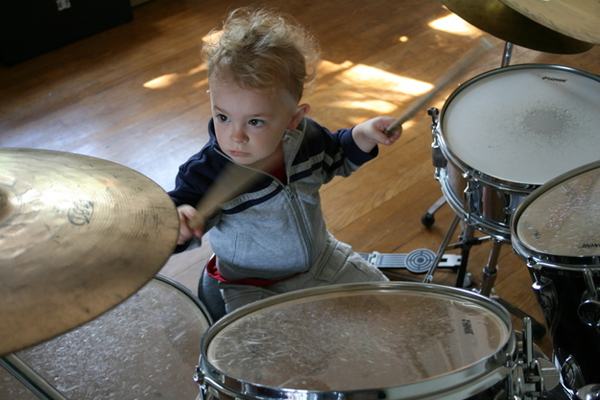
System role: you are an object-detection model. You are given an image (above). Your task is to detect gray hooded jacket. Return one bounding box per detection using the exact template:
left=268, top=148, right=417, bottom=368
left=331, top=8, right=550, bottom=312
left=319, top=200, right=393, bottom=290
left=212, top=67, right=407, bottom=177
left=169, top=117, right=378, bottom=282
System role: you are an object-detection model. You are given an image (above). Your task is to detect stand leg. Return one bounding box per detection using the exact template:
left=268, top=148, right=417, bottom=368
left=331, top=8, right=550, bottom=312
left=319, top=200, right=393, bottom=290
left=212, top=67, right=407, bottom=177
left=421, top=196, right=446, bottom=227
left=0, top=354, right=68, bottom=400
left=423, top=215, right=460, bottom=284
left=454, top=225, right=475, bottom=288
left=501, top=41, right=513, bottom=67
left=480, top=238, right=503, bottom=297
left=476, top=238, right=547, bottom=339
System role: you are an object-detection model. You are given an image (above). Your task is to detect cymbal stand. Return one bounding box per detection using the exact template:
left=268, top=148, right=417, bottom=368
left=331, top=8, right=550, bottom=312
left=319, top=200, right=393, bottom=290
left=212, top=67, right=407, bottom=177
left=0, top=354, right=68, bottom=400
left=423, top=42, right=546, bottom=338
left=501, top=41, right=514, bottom=67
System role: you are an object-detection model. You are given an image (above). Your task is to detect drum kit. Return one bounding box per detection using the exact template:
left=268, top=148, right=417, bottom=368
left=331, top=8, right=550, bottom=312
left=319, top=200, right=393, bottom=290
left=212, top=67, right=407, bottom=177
left=1, top=1, right=600, bottom=400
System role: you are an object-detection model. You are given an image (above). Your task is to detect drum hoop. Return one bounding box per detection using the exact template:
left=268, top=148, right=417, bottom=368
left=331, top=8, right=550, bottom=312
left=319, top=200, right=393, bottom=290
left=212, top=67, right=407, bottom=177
left=200, top=364, right=514, bottom=400
left=154, top=274, right=214, bottom=325
left=437, top=64, right=600, bottom=191
left=511, top=160, right=600, bottom=269
left=200, top=282, right=515, bottom=399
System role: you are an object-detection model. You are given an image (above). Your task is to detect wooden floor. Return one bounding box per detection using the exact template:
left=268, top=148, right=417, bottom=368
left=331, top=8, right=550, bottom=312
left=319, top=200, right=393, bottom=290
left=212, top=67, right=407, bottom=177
left=2, top=0, right=600, bottom=360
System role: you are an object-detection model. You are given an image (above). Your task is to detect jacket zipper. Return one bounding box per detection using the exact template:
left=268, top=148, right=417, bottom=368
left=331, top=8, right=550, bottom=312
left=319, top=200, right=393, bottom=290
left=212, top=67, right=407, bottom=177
left=216, top=148, right=314, bottom=268
left=282, top=184, right=314, bottom=269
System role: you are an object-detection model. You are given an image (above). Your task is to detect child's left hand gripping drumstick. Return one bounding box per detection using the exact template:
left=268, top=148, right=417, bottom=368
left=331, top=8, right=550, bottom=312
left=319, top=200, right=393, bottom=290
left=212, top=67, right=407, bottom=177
left=177, top=163, right=266, bottom=245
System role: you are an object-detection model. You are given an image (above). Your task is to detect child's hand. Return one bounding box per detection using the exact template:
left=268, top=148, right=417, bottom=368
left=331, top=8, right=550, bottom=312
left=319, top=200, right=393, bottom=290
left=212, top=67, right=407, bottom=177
left=177, top=204, right=204, bottom=245
left=352, top=116, right=402, bottom=153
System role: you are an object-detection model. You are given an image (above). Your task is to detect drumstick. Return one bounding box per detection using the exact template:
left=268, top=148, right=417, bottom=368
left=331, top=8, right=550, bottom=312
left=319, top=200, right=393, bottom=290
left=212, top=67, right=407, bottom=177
left=384, top=38, right=494, bottom=137
left=187, top=160, right=271, bottom=229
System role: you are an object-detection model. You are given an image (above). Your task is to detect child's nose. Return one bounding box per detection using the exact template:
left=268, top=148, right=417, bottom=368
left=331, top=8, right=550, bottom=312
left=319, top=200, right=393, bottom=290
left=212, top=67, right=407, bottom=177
left=230, top=127, right=248, bottom=144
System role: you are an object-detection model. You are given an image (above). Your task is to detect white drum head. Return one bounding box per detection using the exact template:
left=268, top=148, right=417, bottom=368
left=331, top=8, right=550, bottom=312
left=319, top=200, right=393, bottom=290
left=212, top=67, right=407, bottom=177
left=442, top=65, right=600, bottom=185
left=515, top=161, right=600, bottom=258
left=206, top=285, right=510, bottom=391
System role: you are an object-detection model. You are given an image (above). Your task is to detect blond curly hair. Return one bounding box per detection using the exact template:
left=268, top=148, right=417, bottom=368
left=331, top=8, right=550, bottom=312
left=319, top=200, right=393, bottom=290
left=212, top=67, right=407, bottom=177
left=202, top=6, right=321, bottom=103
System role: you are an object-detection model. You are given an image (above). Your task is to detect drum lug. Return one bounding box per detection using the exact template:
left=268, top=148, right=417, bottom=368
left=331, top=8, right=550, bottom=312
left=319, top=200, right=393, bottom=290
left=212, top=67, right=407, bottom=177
left=464, top=177, right=480, bottom=217
left=194, top=364, right=207, bottom=400
left=529, top=266, right=558, bottom=311
left=578, top=269, right=600, bottom=329
left=431, top=140, right=447, bottom=169
left=194, top=364, right=204, bottom=384
left=575, top=384, right=600, bottom=400
left=561, top=355, right=586, bottom=395
left=428, top=107, right=447, bottom=172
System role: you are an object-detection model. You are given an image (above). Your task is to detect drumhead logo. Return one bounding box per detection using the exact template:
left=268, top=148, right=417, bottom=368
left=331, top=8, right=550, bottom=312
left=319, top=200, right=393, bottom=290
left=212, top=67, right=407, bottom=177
left=462, top=319, right=474, bottom=335
left=581, top=243, right=600, bottom=248
left=542, top=76, right=567, bottom=83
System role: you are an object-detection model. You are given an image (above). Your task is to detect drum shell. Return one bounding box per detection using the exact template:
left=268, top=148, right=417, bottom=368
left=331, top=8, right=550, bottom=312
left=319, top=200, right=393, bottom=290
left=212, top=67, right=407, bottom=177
left=526, top=263, right=600, bottom=391
left=197, top=282, right=521, bottom=400
left=438, top=155, right=531, bottom=239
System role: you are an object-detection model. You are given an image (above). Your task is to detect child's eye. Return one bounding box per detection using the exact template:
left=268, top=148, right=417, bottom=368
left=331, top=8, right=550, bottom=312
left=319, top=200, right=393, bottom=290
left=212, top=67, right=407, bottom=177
left=249, top=119, right=264, bottom=127
left=217, top=114, right=230, bottom=123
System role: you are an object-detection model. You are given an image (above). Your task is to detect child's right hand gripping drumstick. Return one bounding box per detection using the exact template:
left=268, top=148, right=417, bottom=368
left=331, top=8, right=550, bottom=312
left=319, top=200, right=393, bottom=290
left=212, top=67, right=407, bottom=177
left=385, top=38, right=494, bottom=137
left=187, top=159, right=275, bottom=230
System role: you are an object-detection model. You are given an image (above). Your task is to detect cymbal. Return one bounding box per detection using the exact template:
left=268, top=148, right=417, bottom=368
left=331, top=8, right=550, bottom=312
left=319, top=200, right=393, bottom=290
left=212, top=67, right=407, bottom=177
left=0, top=148, right=179, bottom=356
left=441, top=0, right=594, bottom=54
left=500, top=0, right=600, bottom=45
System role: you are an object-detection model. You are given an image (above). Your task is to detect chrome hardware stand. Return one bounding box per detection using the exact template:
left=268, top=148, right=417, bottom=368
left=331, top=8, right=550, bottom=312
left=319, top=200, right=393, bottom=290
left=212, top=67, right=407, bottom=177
left=423, top=215, right=480, bottom=288
left=1, top=354, right=68, bottom=400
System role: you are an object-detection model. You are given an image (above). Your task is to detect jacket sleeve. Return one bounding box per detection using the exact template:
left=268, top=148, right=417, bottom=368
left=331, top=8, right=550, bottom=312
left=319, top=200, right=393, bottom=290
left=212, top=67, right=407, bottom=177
left=168, top=147, right=224, bottom=253
left=311, top=120, right=378, bottom=183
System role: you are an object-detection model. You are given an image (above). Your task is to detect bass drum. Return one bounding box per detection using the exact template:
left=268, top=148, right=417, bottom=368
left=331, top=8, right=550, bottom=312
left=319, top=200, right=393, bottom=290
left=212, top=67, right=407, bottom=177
left=512, top=160, right=600, bottom=397
left=196, top=282, right=559, bottom=400
left=0, top=275, right=212, bottom=399
left=433, top=64, right=600, bottom=240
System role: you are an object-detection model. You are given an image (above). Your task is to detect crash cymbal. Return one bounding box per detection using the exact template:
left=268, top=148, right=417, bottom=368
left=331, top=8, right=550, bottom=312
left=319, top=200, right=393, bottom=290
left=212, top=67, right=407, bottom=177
left=441, top=0, right=594, bottom=54
left=500, top=0, right=600, bottom=45
left=0, top=148, right=179, bottom=356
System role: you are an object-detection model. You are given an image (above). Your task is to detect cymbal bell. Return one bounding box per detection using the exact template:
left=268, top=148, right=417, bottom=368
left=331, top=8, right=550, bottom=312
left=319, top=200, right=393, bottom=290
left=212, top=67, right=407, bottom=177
left=441, top=0, right=594, bottom=54
left=500, top=0, right=600, bottom=45
left=0, top=148, right=179, bottom=356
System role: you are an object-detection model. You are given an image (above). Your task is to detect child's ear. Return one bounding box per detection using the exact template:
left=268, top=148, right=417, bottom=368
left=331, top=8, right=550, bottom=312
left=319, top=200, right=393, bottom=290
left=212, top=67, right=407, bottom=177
left=288, top=103, right=310, bottom=130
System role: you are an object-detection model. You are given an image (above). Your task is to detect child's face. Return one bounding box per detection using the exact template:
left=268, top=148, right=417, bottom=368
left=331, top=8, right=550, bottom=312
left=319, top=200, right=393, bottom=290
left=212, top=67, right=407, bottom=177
left=209, top=78, right=307, bottom=168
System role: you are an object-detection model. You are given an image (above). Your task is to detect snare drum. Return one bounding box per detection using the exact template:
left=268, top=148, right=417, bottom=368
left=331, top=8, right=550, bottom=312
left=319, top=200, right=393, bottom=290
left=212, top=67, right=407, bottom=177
left=196, top=282, right=558, bottom=400
left=511, top=160, right=600, bottom=395
left=0, top=275, right=211, bottom=399
left=431, top=64, right=600, bottom=240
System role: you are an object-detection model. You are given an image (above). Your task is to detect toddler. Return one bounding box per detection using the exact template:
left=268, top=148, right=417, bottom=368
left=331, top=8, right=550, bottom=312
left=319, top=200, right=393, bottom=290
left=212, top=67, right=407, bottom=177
left=169, top=6, right=402, bottom=313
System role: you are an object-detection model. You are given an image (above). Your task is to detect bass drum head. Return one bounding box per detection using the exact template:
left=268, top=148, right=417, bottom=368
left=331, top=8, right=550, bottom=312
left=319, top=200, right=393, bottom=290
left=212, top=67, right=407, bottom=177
left=0, top=275, right=211, bottom=399
left=202, top=282, right=515, bottom=399
left=441, top=65, right=600, bottom=186
left=512, top=160, right=600, bottom=267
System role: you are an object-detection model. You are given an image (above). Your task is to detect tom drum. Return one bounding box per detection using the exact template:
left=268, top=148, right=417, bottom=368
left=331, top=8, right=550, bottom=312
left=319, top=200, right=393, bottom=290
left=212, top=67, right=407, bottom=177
left=431, top=64, right=600, bottom=240
left=512, top=160, right=600, bottom=397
